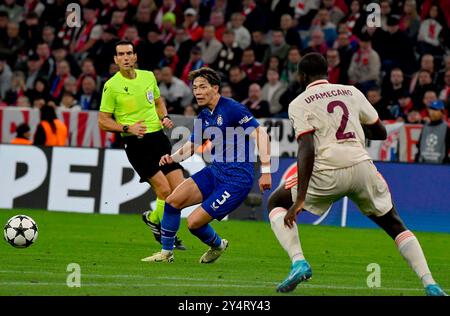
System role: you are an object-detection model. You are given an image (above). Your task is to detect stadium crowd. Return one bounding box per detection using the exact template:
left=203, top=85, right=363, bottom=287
left=0, top=1, right=448, bottom=127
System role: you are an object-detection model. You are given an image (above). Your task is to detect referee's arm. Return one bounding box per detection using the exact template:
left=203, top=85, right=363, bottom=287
left=98, top=112, right=146, bottom=137
left=155, top=97, right=173, bottom=128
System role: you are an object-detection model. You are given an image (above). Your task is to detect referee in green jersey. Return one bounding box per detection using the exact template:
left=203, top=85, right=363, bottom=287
left=99, top=40, right=185, bottom=250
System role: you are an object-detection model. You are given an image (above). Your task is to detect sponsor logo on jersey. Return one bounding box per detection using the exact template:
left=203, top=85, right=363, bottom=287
left=217, top=115, right=223, bottom=126
left=239, top=115, right=252, bottom=125
left=211, top=191, right=231, bottom=210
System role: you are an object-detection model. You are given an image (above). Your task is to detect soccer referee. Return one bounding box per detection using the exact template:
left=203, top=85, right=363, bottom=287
left=98, top=40, right=185, bottom=250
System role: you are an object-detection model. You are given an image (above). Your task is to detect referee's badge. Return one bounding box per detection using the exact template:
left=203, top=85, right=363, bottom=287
left=147, top=91, right=154, bottom=103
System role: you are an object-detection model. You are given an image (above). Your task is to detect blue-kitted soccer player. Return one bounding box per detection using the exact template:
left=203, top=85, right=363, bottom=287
left=141, top=67, right=272, bottom=263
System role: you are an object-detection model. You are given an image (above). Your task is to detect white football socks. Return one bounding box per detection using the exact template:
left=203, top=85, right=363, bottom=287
left=269, top=207, right=305, bottom=263
left=395, top=230, right=435, bottom=287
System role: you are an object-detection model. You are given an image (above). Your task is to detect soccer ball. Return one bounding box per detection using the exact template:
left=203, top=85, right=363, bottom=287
left=3, top=215, right=38, bottom=248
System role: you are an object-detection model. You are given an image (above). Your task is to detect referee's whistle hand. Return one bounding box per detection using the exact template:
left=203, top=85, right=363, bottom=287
left=159, top=154, right=173, bottom=166
left=161, top=117, right=174, bottom=129
left=130, top=120, right=146, bottom=137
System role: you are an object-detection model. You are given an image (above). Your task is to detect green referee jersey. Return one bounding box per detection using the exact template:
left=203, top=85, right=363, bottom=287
left=100, top=69, right=162, bottom=135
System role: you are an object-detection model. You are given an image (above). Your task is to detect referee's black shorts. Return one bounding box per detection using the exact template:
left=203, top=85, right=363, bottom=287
left=123, top=130, right=183, bottom=183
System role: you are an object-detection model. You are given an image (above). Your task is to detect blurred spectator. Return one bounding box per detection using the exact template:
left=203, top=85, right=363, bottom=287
left=124, top=25, right=141, bottom=47
left=35, top=41, right=52, bottom=80
left=77, top=58, right=100, bottom=91
left=250, top=30, right=271, bottom=65
left=211, top=29, right=241, bottom=79
left=155, top=0, right=180, bottom=29
left=321, top=0, right=345, bottom=26
left=0, top=55, right=12, bottom=99
left=279, top=79, right=302, bottom=118
left=0, top=21, right=24, bottom=66
left=161, top=12, right=176, bottom=45
left=420, top=90, right=438, bottom=118
left=382, top=68, right=409, bottom=107
left=379, top=0, right=392, bottom=31
left=159, top=66, right=192, bottom=114
left=98, top=0, right=115, bottom=26
left=158, top=44, right=179, bottom=73
left=281, top=46, right=301, bottom=84
left=418, top=3, right=448, bottom=57
left=410, top=70, right=435, bottom=109
left=4, top=70, right=25, bottom=106
left=19, top=12, right=41, bottom=54
left=34, top=104, right=68, bottom=146
left=228, top=12, right=251, bottom=50
left=310, top=8, right=337, bottom=48
left=114, top=0, right=137, bottom=25
left=172, top=27, right=194, bottom=74
left=221, top=83, right=233, bottom=98
left=400, top=0, right=421, bottom=43
left=70, top=4, right=103, bottom=61
left=16, top=95, right=30, bottom=108
left=0, top=11, right=8, bottom=44
left=0, top=0, right=24, bottom=24
left=348, top=33, right=381, bottom=94
left=406, top=109, right=423, bottom=124
left=228, top=65, right=250, bottom=102
left=326, top=48, right=347, bottom=84
left=409, top=54, right=436, bottom=93
left=183, top=8, right=203, bottom=43
left=240, top=47, right=265, bottom=84
left=302, top=28, right=328, bottom=56
left=367, top=86, right=395, bottom=121
left=438, top=69, right=450, bottom=105
left=89, top=27, right=117, bottom=76
left=197, top=25, right=222, bottom=65
left=10, top=122, right=32, bottom=145
left=242, top=0, right=267, bottom=33
left=180, top=46, right=205, bottom=84
left=135, top=28, right=163, bottom=71
left=266, top=0, right=295, bottom=30
left=185, top=0, right=212, bottom=27
left=50, top=60, right=75, bottom=101
left=26, top=77, right=52, bottom=104
left=24, top=53, right=41, bottom=89
left=270, top=29, right=290, bottom=64
left=41, top=25, right=55, bottom=49
left=32, top=97, right=45, bottom=109
left=416, top=100, right=450, bottom=164
left=261, top=69, right=287, bottom=116
left=209, top=10, right=226, bottom=42
left=51, top=40, right=81, bottom=78
left=344, top=0, right=365, bottom=37
left=60, top=91, right=81, bottom=111
left=77, top=76, right=100, bottom=111
left=23, top=0, right=45, bottom=19
left=242, top=83, right=270, bottom=118
left=183, top=103, right=197, bottom=117
left=133, top=1, right=157, bottom=38
left=266, top=55, right=282, bottom=74
left=334, top=32, right=356, bottom=73
left=280, top=14, right=302, bottom=50
left=110, top=10, right=128, bottom=39
left=62, top=77, right=78, bottom=97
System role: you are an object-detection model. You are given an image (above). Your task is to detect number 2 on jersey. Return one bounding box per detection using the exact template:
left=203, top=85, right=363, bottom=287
left=327, top=101, right=356, bottom=140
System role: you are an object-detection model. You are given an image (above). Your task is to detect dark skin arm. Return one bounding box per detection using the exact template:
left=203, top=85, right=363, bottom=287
left=284, top=132, right=315, bottom=228
left=362, top=119, right=387, bottom=140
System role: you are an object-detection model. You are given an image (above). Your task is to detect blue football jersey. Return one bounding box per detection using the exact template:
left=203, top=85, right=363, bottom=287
left=190, top=96, right=260, bottom=187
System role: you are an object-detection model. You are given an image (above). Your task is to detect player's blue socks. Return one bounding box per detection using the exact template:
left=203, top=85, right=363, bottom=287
left=161, top=203, right=181, bottom=252
left=189, top=224, right=222, bottom=247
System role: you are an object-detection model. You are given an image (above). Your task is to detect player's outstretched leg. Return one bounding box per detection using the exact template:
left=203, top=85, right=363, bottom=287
left=268, top=186, right=312, bottom=293
left=369, top=206, right=448, bottom=296
left=141, top=203, right=181, bottom=262
left=190, top=224, right=228, bottom=263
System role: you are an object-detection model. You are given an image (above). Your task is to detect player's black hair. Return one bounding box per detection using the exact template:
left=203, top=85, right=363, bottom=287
left=40, top=105, right=57, bottom=133
left=297, top=53, right=328, bottom=78
left=114, top=40, right=136, bottom=55
left=188, top=67, right=222, bottom=88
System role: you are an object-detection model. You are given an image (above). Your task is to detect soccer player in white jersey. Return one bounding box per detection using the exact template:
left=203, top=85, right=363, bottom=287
left=268, top=53, right=447, bottom=296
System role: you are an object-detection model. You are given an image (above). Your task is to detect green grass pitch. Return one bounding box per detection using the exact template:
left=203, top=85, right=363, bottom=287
left=0, top=209, right=449, bottom=296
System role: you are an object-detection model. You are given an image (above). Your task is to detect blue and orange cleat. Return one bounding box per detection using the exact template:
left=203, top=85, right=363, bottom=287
left=425, top=284, right=448, bottom=296
left=276, top=259, right=312, bottom=293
